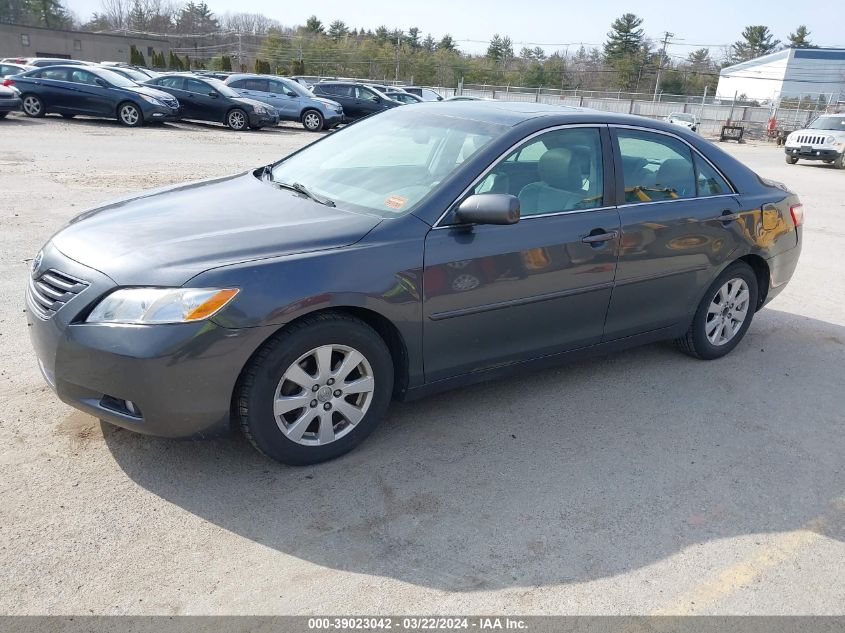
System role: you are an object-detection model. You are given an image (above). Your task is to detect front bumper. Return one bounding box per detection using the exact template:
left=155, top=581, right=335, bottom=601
left=784, top=146, right=842, bottom=161
left=26, top=244, right=274, bottom=438
left=142, top=103, right=179, bottom=121
left=324, top=111, right=345, bottom=126
left=248, top=111, right=280, bottom=127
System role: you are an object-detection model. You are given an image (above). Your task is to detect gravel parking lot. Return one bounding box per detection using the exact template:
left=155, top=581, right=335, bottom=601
left=1, top=113, right=843, bottom=615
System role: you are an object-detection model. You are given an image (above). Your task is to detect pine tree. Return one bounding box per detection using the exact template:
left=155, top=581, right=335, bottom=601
left=730, top=25, right=781, bottom=63
left=603, top=13, right=644, bottom=62
left=327, top=20, right=349, bottom=41
left=168, top=50, right=183, bottom=70
left=304, top=15, right=323, bottom=34
left=788, top=25, right=815, bottom=48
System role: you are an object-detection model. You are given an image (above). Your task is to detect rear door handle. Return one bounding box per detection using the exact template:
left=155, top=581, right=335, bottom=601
left=581, top=230, right=618, bottom=244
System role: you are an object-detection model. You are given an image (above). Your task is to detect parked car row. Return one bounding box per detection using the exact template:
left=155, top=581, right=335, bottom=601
left=0, top=58, right=447, bottom=130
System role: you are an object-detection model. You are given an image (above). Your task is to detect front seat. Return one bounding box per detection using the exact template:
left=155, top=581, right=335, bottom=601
left=518, top=148, right=584, bottom=214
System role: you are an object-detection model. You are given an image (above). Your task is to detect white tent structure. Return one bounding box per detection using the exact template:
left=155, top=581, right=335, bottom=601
left=717, top=48, right=845, bottom=104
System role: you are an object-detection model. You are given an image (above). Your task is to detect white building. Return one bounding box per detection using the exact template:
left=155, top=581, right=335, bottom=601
left=716, top=47, right=845, bottom=104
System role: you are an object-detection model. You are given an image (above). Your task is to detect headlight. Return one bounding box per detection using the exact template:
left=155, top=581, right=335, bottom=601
left=86, top=288, right=239, bottom=324
left=139, top=94, right=164, bottom=106
left=253, top=104, right=267, bottom=114
left=825, top=136, right=836, bottom=145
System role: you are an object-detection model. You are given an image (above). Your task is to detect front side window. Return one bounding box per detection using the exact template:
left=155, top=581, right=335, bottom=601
left=185, top=78, right=209, bottom=94
left=473, top=127, right=604, bottom=217
left=271, top=110, right=505, bottom=216
left=356, top=87, right=379, bottom=101
left=616, top=129, right=696, bottom=203
left=70, top=69, right=97, bottom=85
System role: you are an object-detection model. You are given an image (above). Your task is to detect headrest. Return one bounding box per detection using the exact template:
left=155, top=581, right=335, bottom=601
left=538, top=148, right=582, bottom=191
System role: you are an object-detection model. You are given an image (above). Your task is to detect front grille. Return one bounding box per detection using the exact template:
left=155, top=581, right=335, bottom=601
left=161, top=97, right=178, bottom=108
left=796, top=134, right=827, bottom=145
left=27, top=269, right=89, bottom=319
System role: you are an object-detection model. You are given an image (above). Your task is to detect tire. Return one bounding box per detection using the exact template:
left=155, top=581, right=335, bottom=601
left=226, top=108, right=247, bottom=130
left=117, top=102, right=143, bottom=127
left=301, top=109, right=324, bottom=132
left=675, top=261, right=758, bottom=360
left=834, top=154, right=845, bottom=169
left=785, top=155, right=798, bottom=165
left=21, top=94, right=45, bottom=118
left=237, top=313, right=394, bottom=466
left=61, top=113, right=75, bottom=119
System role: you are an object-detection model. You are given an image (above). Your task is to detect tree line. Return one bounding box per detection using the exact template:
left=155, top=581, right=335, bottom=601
left=0, top=1, right=823, bottom=96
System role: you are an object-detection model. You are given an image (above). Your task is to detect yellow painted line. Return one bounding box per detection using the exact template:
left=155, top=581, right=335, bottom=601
left=651, top=500, right=843, bottom=615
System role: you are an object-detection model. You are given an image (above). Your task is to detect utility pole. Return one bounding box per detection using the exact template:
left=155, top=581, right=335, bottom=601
left=237, top=31, right=243, bottom=71
left=395, top=34, right=401, bottom=82
left=653, top=31, right=674, bottom=102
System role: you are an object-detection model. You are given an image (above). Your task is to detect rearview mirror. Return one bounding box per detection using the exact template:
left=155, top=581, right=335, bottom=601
left=455, top=194, right=520, bottom=225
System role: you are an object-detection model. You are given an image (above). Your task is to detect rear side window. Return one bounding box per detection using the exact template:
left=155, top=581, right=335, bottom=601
left=616, top=129, right=696, bottom=203
left=41, top=68, right=69, bottom=81
left=267, top=81, right=289, bottom=95
left=158, top=76, right=184, bottom=90
left=242, top=78, right=267, bottom=91
left=694, top=154, right=731, bottom=196
left=228, top=79, right=246, bottom=88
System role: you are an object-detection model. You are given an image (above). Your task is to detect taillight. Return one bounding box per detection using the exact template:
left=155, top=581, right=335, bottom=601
left=2, top=79, right=14, bottom=87
left=790, top=203, right=804, bottom=227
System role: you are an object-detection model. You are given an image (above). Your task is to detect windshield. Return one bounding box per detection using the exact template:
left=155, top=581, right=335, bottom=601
left=270, top=109, right=506, bottom=216
left=808, top=116, right=845, bottom=131
left=281, top=78, right=310, bottom=98
left=113, top=67, right=149, bottom=82
left=96, top=68, right=137, bottom=88
left=206, top=78, right=240, bottom=98
left=671, top=113, right=694, bottom=122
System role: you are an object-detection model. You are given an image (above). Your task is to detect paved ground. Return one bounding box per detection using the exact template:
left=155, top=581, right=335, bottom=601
left=0, top=114, right=843, bottom=615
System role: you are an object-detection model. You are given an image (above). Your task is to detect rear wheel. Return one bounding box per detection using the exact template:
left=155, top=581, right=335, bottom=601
left=785, top=155, right=798, bottom=165
left=301, top=109, right=324, bottom=131
left=676, top=261, right=758, bottom=360
left=117, top=102, right=143, bottom=127
left=21, top=94, right=45, bottom=118
left=226, top=108, right=247, bottom=130
left=237, top=313, right=394, bottom=466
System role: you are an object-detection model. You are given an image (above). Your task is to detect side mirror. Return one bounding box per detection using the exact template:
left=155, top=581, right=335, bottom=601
left=372, top=95, right=381, bottom=103
left=95, top=78, right=108, bottom=87
left=436, top=96, right=443, bottom=101
left=286, top=90, right=297, bottom=97
left=455, top=194, right=520, bottom=226
left=208, top=91, right=218, bottom=98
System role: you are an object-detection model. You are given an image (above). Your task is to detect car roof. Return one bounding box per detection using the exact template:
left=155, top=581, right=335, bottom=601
left=407, top=100, right=710, bottom=130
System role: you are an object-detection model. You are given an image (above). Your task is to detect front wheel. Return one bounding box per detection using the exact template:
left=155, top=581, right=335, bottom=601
left=117, top=102, right=143, bottom=127
left=226, top=108, right=247, bottom=130
left=675, top=261, right=759, bottom=360
left=237, top=314, right=394, bottom=465
left=301, top=109, right=324, bottom=131
left=21, top=94, right=45, bottom=118
left=833, top=154, right=845, bottom=169
left=785, top=155, right=798, bottom=165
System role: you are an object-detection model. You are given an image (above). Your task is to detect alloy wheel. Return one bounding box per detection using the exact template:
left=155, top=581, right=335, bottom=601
left=303, top=112, right=321, bottom=130
left=119, top=104, right=140, bottom=126
left=23, top=96, right=41, bottom=116
left=705, top=278, right=750, bottom=346
left=228, top=110, right=246, bottom=130
left=273, top=344, right=375, bottom=446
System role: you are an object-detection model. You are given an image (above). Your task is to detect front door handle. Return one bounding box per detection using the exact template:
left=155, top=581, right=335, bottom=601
left=581, top=230, right=618, bottom=244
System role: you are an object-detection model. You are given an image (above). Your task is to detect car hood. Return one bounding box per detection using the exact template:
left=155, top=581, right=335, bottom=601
left=313, top=96, right=341, bottom=108
left=125, top=84, right=174, bottom=101
left=788, top=128, right=845, bottom=141
left=234, top=97, right=268, bottom=109
left=51, top=171, right=381, bottom=286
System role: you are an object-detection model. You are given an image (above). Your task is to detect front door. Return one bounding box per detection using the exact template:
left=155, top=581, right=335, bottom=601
left=67, top=69, right=113, bottom=115
left=266, top=79, right=300, bottom=120
left=423, top=126, right=620, bottom=382
left=603, top=127, right=745, bottom=340
left=184, top=77, right=225, bottom=123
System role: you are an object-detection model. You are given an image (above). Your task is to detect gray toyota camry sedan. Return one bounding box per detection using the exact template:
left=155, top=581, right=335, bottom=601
left=26, top=102, right=803, bottom=465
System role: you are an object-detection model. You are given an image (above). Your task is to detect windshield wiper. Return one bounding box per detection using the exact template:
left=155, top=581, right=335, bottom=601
left=275, top=181, right=336, bottom=207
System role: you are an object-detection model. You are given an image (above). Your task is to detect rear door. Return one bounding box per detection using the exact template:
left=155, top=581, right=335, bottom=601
left=318, top=84, right=356, bottom=116
left=34, top=67, right=72, bottom=111
left=423, top=125, right=620, bottom=381
left=603, top=126, right=744, bottom=340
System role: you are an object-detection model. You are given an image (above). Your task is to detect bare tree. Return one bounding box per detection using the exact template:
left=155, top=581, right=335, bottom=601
left=97, top=0, right=131, bottom=29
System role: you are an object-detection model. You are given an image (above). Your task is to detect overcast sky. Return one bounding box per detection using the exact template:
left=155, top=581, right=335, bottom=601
left=66, top=0, right=844, bottom=57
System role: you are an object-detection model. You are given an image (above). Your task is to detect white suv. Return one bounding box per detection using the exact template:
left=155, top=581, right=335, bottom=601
left=784, top=113, right=845, bottom=168
left=666, top=112, right=699, bottom=132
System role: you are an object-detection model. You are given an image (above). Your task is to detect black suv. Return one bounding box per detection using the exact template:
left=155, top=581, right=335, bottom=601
left=312, top=81, right=400, bottom=120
